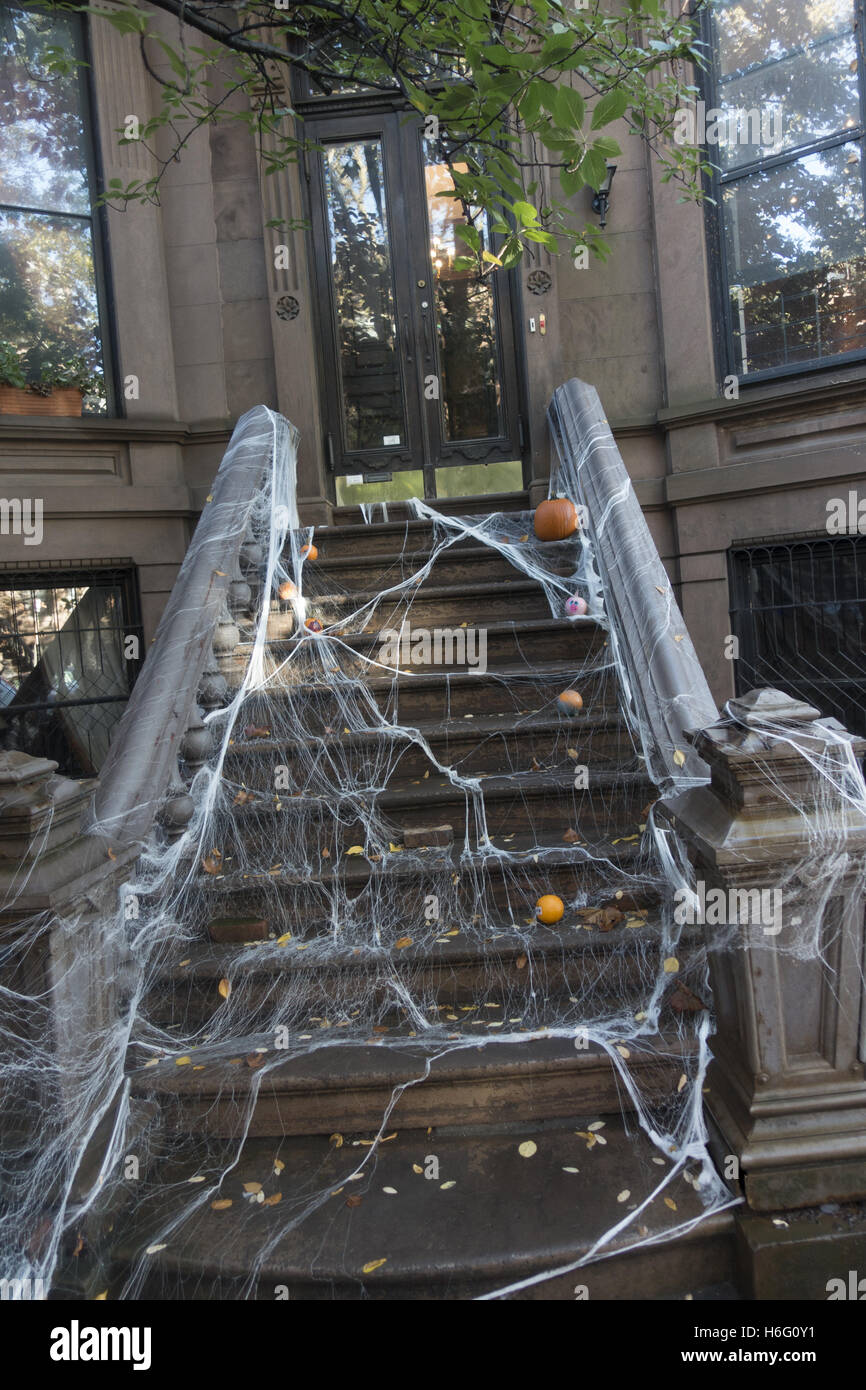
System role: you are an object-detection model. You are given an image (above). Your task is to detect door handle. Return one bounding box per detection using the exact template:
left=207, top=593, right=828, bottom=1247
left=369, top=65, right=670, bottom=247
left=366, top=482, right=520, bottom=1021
left=402, top=313, right=414, bottom=362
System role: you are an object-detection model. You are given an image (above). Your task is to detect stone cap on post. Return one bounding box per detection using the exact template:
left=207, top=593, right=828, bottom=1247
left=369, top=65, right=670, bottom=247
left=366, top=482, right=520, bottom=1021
left=662, top=688, right=866, bottom=871
left=0, top=751, right=137, bottom=925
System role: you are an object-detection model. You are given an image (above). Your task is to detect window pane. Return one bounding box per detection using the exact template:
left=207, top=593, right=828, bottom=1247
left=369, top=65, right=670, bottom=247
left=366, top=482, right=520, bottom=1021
left=723, top=142, right=866, bottom=372
left=0, top=5, right=90, bottom=214
left=0, top=208, right=105, bottom=402
left=323, top=141, right=407, bottom=452
left=712, top=0, right=859, bottom=171
left=424, top=149, right=503, bottom=441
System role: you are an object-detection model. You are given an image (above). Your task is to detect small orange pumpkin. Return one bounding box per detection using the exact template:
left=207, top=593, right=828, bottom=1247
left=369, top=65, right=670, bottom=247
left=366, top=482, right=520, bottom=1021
left=301, top=543, right=318, bottom=561
left=278, top=580, right=297, bottom=600
left=534, top=498, right=579, bottom=542
left=557, top=689, right=584, bottom=717
left=536, top=894, right=565, bottom=924
left=305, top=618, right=323, bottom=633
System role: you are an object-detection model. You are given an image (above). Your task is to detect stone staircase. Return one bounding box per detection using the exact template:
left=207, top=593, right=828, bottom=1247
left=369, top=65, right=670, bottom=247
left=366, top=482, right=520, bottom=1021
left=107, top=503, right=736, bottom=1300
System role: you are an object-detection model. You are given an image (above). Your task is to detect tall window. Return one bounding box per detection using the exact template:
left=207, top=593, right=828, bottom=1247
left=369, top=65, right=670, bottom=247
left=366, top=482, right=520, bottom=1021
left=0, top=4, right=109, bottom=410
left=705, top=0, right=866, bottom=379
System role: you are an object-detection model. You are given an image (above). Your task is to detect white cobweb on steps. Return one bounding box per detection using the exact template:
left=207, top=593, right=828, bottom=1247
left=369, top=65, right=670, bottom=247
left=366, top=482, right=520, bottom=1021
left=1, top=405, right=864, bottom=1301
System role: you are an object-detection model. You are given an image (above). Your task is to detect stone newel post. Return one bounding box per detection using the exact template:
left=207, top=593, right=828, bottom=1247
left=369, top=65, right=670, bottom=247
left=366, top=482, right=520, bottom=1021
left=661, top=689, right=866, bottom=1211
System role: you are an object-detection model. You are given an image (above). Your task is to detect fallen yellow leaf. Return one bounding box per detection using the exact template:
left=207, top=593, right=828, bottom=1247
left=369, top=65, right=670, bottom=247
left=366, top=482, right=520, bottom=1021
left=218, top=978, right=231, bottom=998
left=362, top=1258, right=388, bottom=1274
left=518, top=1141, right=537, bottom=1158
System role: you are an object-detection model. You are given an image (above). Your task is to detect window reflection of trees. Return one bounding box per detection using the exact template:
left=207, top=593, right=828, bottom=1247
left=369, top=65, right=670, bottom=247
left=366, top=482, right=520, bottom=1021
left=0, top=5, right=106, bottom=407
left=713, top=0, right=866, bottom=373
left=324, top=142, right=404, bottom=451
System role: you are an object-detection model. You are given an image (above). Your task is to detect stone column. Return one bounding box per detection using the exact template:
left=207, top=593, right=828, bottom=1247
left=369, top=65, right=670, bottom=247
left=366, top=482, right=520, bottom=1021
left=661, top=689, right=866, bottom=1212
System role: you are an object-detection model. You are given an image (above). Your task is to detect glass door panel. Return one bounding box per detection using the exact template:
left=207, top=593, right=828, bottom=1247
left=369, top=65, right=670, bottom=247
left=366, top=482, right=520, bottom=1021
left=321, top=139, right=408, bottom=452
left=424, top=154, right=503, bottom=442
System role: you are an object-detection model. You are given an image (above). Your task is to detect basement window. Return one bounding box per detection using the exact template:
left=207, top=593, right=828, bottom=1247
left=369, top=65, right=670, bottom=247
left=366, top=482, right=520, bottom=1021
left=0, top=563, right=142, bottom=777
left=728, top=532, right=866, bottom=736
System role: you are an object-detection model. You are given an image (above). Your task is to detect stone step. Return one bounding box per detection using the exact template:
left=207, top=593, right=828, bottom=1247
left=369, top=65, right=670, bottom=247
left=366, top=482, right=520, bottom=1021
left=221, top=768, right=653, bottom=863
left=310, top=503, right=532, bottom=557
left=144, top=913, right=697, bottom=1032
left=277, top=577, right=557, bottom=635
left=302, top=543, right=575, bottom=592
left=232, top=658, right=613, bottom=728
left=110, top=1115, right=735, bottom=1300
left=184, top=836, right=655, bottom=929
left=130, top=1033, right=695, bottom=1139
left=222, top=711, right=638, bottom=786
left=225, top=618, right=610, bottom=685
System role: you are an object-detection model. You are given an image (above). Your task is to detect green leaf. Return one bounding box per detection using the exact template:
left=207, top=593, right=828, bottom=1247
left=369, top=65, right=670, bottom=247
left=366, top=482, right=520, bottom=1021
left=559, top=166, right=586, bottom=197
left=592, top=136, right=621, bottom=159
left=455, top=222, right=481, bottom=252
left=591, top=88, right=630, bottom=130
left=580, top=148, right=609, bottom=189
left=481, top=249, right=503, bottom=266
left=512, top=200, right=539, bottom=227
left=553, top=85, right=585, bottom=132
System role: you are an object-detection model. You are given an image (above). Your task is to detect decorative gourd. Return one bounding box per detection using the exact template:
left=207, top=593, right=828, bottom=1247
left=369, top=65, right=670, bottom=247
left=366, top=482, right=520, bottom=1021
left=534, top=498, right=578, bottom=542
left=557, top=689, right=584, bottom=717
left=305, top=618, right=323, bottom=633
left=278, top=580, right=297, bottom=600
left=301, top=543, right=318, bottom=561
left=565, top=594, right=588, bottom=617
left=536, top=894, right=565, bottom=924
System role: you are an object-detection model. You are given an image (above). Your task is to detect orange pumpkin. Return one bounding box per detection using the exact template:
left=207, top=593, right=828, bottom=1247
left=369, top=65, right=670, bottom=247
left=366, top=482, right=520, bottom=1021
left=534, top=498, right=579, bottom=542
left=305, top=618, right=323, bottom=633
left=278, top=580, right=297, bottom=600
left=536, top=894, right=565, bottom=924
left=301, top=543, right=318, bottom=561
left=557, top=689, right=584, bottom=717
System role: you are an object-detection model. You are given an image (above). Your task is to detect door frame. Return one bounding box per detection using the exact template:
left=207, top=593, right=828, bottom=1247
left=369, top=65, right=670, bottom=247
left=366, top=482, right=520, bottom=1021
left=301, top=97, right=528, bottom=499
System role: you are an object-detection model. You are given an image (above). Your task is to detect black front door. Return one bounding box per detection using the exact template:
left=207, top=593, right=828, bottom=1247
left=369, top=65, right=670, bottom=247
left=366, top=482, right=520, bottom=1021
left=307, top=110, right=524, bottom=497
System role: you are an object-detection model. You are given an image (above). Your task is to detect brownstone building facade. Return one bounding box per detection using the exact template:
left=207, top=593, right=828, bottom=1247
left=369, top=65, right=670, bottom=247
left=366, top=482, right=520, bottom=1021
left=1, top=0, right=864, bottom=775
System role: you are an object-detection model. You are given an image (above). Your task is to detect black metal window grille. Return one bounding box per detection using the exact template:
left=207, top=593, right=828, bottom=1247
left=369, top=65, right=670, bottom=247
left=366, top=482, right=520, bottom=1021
left=728, top=533, right=866, bottom=736
left=0, top=561, right=142, bottom=777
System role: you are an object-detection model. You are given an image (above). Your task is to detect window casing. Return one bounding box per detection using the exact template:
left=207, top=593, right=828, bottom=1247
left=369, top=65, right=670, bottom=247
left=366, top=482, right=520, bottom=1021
left=0, top=4, right=113, bottom=411
left=703, top=0, right=866, bottom=382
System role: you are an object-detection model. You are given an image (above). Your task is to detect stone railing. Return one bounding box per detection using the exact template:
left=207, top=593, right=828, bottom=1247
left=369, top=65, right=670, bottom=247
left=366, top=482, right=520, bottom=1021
left=87, top=405, right=297, bottom=849
left=548, top=378, right=718, bottom=793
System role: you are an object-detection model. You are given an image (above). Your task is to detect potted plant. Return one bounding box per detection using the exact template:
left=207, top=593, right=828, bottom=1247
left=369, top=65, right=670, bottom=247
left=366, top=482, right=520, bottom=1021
left=0, top=340, right=102, bottom=416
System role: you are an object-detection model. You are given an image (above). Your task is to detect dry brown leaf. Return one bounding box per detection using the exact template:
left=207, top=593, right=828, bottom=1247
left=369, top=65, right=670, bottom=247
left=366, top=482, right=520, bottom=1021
left=243, top=1182, right=262, bottom=1194
left=346, top=1194, right=363, bottom=1209
left=263, top=1192, right=282, bottom=1207
left=218, top=978, right=231, bottom=999
left=562, top=827, right=581, bottom=843
left=395, top=936, right=412, bottom=949
left=664, top=1197, right=678, bottom=1211
left=202, top=850, right=223, bottom=875
left=211, top=1199, right=232, bottom=1211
